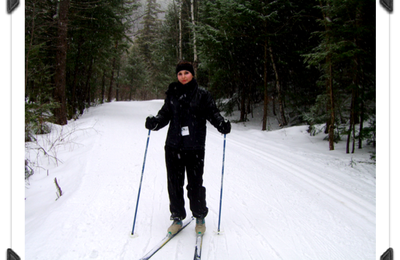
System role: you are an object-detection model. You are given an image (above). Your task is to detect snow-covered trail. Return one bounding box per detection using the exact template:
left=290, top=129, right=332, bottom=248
left=203, top=130, right=375, bottom=259
left=25, top=101, right=375, bottom=259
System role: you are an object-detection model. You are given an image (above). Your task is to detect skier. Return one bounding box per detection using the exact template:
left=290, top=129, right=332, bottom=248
left=145, top=61, right=231, bottom=235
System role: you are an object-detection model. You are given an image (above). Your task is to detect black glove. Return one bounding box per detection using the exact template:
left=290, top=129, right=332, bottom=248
left=145, top=116, right=158, bottom=130
left=218, top=119, right=231, bottom=134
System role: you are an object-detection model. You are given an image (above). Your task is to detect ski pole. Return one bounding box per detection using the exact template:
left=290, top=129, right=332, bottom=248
left=217, top=134, right=227, bottom=234
left=131, top=129, right=151, bottom=236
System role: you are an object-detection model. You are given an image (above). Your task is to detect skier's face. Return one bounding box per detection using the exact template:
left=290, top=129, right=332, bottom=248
left=177, top=70, right=193, bottom=85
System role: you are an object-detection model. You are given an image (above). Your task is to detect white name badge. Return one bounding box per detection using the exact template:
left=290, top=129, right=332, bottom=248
left=181, top=126, right=190, bottom=136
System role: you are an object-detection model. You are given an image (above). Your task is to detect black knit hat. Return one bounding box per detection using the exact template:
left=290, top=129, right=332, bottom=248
left=176, top=61, right=195, bottom=77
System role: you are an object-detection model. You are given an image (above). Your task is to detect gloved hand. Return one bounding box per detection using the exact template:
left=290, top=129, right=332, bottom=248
left=218, top=119, right=231, bottom=134
left=145, top=116, right=158, bottom=130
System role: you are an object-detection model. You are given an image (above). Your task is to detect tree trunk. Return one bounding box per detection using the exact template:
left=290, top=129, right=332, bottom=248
left=272, top=93, right=276, bottom=116
left=191, top=0, right=197, bottom=73
left=79, top=57, right=93, bottom=115
left=172, top=0, right=179, bottom=59
left=359, top=94, right=365, bottom=149
left=355, top=9, right=364, bottom=149
left=262, top=42, right=268, bottom=131
left=116, top=66, right=120, bottom=101
left=178, top=0, right=182, bottom=60
left=346, top=88, right=355, bottom=153
left=129, top=67, right=134, bottom=101
left=328, top=60, right=335, bottom=150
left=71, top=38, right=83, bottom=116
left=101, top=70, right=106, bottom=104
left=268, top=41, right=287, bottom=126
left=53, top=0, right=70, bottom=125
left=107, top=58, right=116, bottom=102
left=247, top=82, right=252, bottom=118
left=25, top=0, right=36, bottom=91
left=240, top=82, right=246, bottom=122
left=319, top=0, right=335, bottom=150
left=107, top=41, right=119, bottom=102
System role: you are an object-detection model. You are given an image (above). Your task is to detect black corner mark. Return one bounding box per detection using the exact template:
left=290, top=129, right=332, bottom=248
left=381, top=248, right=393, bottom=260
left=7, top=0, right=19, bottom=14
left=7, top=249, right=20, bottom=260
left=380, top=0, right=394, bottom=12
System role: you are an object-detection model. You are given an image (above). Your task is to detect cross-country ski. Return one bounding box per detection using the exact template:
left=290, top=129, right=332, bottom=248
left=193, top=233, right=204, bottom=260
left=139, top=217, right=194, bottom=260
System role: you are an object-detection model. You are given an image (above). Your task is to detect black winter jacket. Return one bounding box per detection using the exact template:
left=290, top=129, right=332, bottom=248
left=154, top=79, right=225, bottom=150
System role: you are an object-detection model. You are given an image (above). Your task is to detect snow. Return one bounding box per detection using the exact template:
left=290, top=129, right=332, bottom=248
left=25, top=100, right=375, bottom=260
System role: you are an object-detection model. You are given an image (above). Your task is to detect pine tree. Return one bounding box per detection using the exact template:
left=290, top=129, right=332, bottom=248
left=138, top=0, right=162, bottom=60
left=25, top=0, right=139, bottom=126
left=303, top=0, right=375, bottom=151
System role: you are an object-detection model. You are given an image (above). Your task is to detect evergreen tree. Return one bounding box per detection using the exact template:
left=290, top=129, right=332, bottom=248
left=134, top=0, right=163, bottom=97
left=140, top=0, right=162, bottom=58
left=303, top=0, right=375, bottom=151
left=122, top=43, right=150, bottom=100
left=25, top=0, right=140, bottom=126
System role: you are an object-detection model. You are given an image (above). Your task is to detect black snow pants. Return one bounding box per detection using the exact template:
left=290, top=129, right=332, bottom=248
left=165, top=145, right=208, bottom=220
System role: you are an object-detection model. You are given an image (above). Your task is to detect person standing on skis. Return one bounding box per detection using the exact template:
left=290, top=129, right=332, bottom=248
left=145, top=61, right=231, bottom=235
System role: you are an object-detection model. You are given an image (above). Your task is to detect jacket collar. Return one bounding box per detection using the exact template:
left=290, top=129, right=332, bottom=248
left=168, top=79, right=198, bottom=99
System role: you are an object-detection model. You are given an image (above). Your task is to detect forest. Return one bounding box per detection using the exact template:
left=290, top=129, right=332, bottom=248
left=25, top=0, right=376, bottom=154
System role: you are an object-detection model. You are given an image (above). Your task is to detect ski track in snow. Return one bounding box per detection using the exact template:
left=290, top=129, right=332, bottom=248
left=25, top=101, right=375, bottom=260
left=202, top=131, right=374, bottom=260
